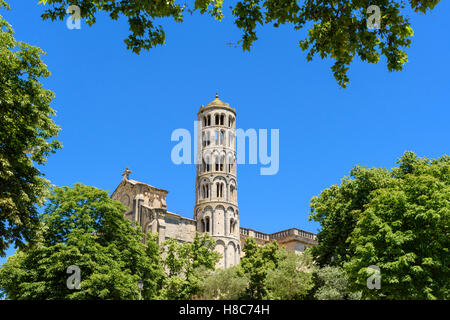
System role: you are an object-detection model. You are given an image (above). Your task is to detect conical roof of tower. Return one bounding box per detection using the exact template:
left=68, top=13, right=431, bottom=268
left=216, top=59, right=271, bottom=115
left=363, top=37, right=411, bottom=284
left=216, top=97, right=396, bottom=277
left=206, top=93, right=228, bottom=107
left=199, top=94, right=235, bottom=113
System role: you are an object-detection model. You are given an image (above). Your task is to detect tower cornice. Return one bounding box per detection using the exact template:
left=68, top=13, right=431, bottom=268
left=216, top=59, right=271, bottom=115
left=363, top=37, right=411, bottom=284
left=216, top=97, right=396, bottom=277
left=196, top=172, right=237, bottom=180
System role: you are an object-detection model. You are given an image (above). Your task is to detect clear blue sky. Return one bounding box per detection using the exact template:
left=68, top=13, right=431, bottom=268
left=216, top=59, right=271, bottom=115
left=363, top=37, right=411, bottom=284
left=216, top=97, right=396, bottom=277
left=1, top=1, right=449, bottom=264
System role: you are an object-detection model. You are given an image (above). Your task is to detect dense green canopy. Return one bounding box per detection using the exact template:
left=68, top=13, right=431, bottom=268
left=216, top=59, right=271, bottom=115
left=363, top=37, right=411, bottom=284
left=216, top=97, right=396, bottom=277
left=0, top=0, right=62, bottom=257
left=310, top=151, right=450, bottom=299
left=0, top=184, right=165, bottom=299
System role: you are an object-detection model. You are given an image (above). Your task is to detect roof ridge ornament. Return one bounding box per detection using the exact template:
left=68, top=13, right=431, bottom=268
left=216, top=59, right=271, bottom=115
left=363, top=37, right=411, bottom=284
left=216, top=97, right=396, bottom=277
left=122, top=167, right=132, bottom=180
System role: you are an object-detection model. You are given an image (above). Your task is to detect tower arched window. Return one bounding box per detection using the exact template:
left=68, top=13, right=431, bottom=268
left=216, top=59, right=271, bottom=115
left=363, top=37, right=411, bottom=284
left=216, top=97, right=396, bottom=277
left=215, top=130, right=219, bottom=145
left=220, top=114, right=225, bottom=125
left=205, top=155, right=211, bottom=172
left=201, top=158, right=206, bottom=173
left=201, top=183, right=209, bottom=199
left=230, top=185, right=235, bottom=200
left=205, top=216, right=210, bottom=232
left=220, top=130, right=225, bottom=145
left=215, top=155, right=219, bottom=171
left=206, top=131, right=211, bottom=146
left=203, top=131, right=211, bottom=147
left=227, top=155, right=234, bottom=173
left=202, top=132, right=206, bottom=147
left=230, top=219, right=235, bottom=234
left=206, top=184, right=210, bottom=198
left=207, top=115, right=211, bottom=126
left=216, top=182, right=224, bottom=198
left=215, top=114, right=219, bottom=125
left=228, top=132, right=234, bottom=147
left=201, top=219, right=206, bottom=232
left=220, top=155, right=224, bottom=171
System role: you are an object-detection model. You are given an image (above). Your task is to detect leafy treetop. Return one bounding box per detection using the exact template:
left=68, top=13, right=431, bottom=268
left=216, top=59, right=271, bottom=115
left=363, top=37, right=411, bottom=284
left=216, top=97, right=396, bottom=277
left=38, top=0, right=441, bottom=87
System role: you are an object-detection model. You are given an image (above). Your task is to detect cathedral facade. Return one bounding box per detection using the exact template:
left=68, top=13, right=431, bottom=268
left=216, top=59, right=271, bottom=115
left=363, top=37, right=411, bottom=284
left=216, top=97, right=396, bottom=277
left=111, top=95, right=318, bottom=268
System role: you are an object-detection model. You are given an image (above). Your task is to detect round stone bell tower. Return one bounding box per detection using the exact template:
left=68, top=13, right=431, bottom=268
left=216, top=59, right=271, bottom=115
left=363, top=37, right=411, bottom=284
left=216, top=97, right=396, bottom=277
left=194, top=94, right=240, bottom=268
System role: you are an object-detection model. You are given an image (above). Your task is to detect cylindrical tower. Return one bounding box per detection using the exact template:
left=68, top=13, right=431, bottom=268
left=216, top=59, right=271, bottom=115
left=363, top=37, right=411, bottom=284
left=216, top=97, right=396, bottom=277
left=195, top=94, right=240, bottom=268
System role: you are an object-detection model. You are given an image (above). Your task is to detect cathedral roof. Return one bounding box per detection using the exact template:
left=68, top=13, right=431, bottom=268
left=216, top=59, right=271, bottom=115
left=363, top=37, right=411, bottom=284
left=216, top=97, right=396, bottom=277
left=127, top=179, right=169, bottom=194
left=111, top=167, right=169, bottom=199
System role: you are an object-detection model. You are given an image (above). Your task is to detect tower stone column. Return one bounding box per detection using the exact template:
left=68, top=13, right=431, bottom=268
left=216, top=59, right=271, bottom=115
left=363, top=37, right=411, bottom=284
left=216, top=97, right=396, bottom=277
left=194, top=94, right=240, bottom=268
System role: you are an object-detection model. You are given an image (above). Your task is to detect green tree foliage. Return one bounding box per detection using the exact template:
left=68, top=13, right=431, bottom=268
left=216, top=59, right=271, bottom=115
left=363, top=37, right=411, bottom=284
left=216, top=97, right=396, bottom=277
left=0, top=184, right=164, bottom=299
left=38, top=0, right=440, bottom=87
left=309, top=165, right=392, bottom=266
left=311, top=266, right=361, bottom=300
left=0, top=0, right=62, bottom=257
left=240, top=238, right=316, bottom=300
left=198, top=243, right=317, bottom=300
left=265, top=248, right=315, bottom=300
left=240, top=237, right=280, bottom=299
left=345, top=153, right=450, bottom=299
left=160, top=232, right=221, bottom=300
left=197, top=265, right=249, bottom=300
left=310, top=151, right=450, bottom=299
